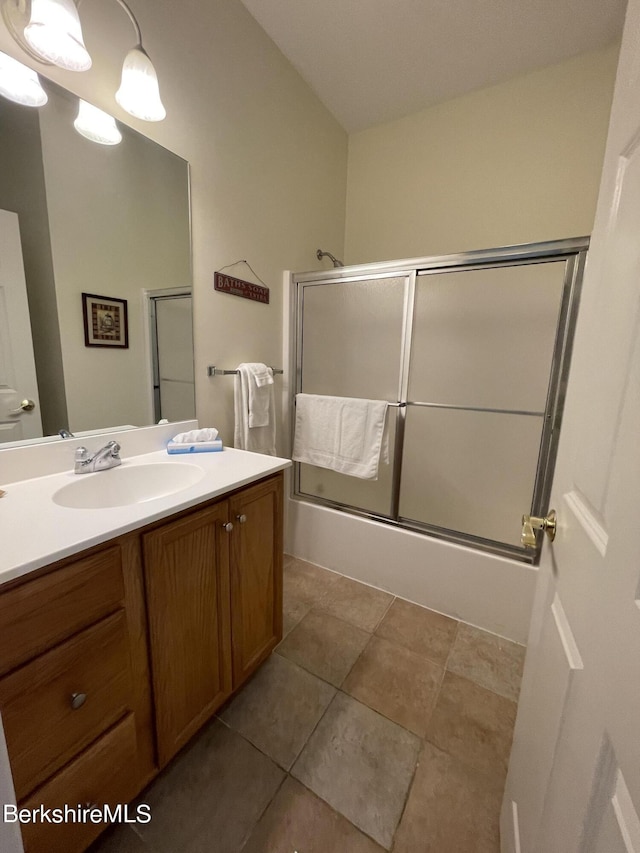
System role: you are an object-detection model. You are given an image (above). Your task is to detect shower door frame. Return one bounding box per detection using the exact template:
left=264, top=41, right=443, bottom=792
left=290, top=237, right=589, bottom=564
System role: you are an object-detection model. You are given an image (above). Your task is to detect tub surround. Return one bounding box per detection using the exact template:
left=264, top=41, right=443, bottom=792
left=287, top=499, right=537, bottom=645
left=0, top=422, right=291, bottom=586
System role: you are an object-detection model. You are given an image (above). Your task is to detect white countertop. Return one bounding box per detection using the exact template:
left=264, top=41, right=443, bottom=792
left=0, top=447, right=291, bottom=587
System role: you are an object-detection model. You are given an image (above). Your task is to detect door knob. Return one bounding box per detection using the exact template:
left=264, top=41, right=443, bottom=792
left=9, top=399, right=36, bottom=414
left=222, top=522, right=234, bottom=533
left=236, top=514, right=247, bottom=524
left=521, top=509, right=557, bottom=548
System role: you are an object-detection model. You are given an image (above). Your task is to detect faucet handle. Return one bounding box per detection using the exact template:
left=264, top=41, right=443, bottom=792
left=107, top=441, right=121, bottom=457
left=75, top=446, right=89, bottom=462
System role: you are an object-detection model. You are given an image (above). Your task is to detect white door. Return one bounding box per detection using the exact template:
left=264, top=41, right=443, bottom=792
left=502, top=4, right=640, bottom=852
left=0, top=209, right=42, bottom=442
left=152, top=294, right=196, bottom=422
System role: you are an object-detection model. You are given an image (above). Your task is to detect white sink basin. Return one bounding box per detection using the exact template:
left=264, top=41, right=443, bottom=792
left=53, top=463, right=205, bottom=509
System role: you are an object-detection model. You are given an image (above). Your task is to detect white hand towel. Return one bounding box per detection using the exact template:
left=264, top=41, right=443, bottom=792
left=252, top=365, right=275, bottom=388
left=234, top=364, right=276, bottom=455
left=292, top=394, right=389, bottom=480
left=241, top=363, right=274, bottom=428
left=171, top=428, right=219, bottom=443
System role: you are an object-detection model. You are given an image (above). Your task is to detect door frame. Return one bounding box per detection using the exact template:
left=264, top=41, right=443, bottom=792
left=142, top=287, right=193, bottom=425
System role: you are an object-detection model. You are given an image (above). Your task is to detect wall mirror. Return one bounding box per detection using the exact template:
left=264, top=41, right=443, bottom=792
left=0, top=76, right=193, bottom=447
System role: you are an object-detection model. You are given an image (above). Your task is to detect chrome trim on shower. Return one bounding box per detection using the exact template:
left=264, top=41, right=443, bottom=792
left=390, top=270, right=416, bottom=518
left=406, top=402, right=545, bottom=417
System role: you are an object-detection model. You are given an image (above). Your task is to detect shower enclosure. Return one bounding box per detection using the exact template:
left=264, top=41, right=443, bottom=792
left=291, top=238, right=588, bottom=563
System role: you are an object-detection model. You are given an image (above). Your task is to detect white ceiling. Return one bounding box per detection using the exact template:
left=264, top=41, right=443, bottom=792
left=238, top=0, right=626, bottom=132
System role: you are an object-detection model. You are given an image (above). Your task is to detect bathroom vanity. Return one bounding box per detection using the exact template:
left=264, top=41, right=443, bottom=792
left=0, top=437, right=290, bottom=852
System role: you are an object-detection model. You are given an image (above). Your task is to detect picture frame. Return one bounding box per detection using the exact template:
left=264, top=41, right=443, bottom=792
left=82, top=292, right=129, bottom=349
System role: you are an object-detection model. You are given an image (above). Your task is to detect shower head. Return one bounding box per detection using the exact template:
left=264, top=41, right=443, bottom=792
left=316, top=248, right=344, bottom=268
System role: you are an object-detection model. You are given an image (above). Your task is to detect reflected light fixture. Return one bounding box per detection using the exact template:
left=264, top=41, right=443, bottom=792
left=2, top=0, right=166, bottom=120
left=74, top=98, right=122, bottom=144
left=0, top=49, right=48, bottom=106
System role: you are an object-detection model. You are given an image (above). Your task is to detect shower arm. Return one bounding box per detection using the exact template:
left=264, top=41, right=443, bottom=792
left=316, top=249, right=344, bottom=268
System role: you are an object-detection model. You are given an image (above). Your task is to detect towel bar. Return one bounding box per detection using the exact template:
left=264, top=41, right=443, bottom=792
left=207, top=365, right=284, bottom=377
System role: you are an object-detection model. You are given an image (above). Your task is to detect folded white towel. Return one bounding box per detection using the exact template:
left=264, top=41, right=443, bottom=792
left=171, top=428, right=219, bottom=443
left=234, top=364, right=276, bottom=455
left=292, top=394, right=389, bottom=480
left=252, top=364, right=275, bottom=388
left=240, top=363, right=274, bottom=428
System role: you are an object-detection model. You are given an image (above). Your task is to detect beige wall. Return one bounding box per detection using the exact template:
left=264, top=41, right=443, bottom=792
left=0, top=0, right=348, bottom=448
left=344, top=43, right=619, bottom=264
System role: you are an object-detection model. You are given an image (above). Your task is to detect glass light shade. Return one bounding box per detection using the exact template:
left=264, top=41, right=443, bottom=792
left=0, top=51, right=48, bottom=106
left=115, top=46, right=166, bottom=122
left=74, top=99, right=122, bottom=145
left=24, top=0, right=92, bottom=72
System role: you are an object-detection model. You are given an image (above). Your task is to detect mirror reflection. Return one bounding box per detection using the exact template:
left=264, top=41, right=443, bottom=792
left=0, top=78, right=193, bottom=446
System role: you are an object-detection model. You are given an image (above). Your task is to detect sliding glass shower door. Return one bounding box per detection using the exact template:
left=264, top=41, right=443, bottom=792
left=297, top=273, right=411, bottom=517
left=399, top=262, right=565, bottom=548
left=293, top=239, right=586, bottom=562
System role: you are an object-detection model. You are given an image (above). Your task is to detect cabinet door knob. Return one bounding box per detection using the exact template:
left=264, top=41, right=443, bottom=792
left=70, top=692, right=87, bottom=710
left=236, top=514, right=247, bottom=524
left=222, top=522, right=234, bottom=533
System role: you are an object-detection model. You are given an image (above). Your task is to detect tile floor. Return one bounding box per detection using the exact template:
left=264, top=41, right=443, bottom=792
left=91, top=556, right=526, bottom=853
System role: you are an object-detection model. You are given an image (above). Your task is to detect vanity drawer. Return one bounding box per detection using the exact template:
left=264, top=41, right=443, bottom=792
left=0, top=611, right=133, bottom=800
left=20, top=713, right=141, bottom=853
left=0, top=545, right=125, bottom=676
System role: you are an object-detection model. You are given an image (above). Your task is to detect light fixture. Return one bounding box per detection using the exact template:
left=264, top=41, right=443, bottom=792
left=113, top=0, right=165, bottom=122
left=24, top=0, right=91, bottom=71
left=115, top=45, right=165, bottom=121
left=0, top=50, right=48, bottom=106
left=2, top=0, right=166, bottom=121
left=74, top=98, right=122, bottom=144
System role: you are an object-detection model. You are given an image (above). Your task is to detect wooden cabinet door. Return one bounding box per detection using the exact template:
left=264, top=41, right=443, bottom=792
left=229, top=474, right=283, bottom=687
left=143, top=501, right=232, bottom=766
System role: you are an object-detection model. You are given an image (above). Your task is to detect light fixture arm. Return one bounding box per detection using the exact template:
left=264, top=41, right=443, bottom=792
left=77, top=0, right=142, bottom=48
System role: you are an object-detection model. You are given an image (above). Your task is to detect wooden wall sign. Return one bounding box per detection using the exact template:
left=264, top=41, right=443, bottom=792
left=214, top=272, right=269, bottom=304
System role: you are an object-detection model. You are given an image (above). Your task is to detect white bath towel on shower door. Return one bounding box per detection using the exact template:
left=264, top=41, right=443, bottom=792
left=292, top=394, right=388, bottom=479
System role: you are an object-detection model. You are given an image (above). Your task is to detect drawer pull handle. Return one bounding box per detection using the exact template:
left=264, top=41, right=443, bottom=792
left=236, top=514, right=247, bottom=524
left=70, top=692, right=87, bottom=710
left=222, top=522, right=234, bottom=533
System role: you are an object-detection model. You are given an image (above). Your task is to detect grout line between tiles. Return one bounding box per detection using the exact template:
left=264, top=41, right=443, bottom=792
left=286, top=686, right=341, bottom=773
left=371, top=592, right=397, bottom=633
left=443, top=619, right=461, bottom=673
left=291, top=776, right=390, bottom=851
left=236, top=772, right=289, bottom=853
left=218, top=700, right=388, bottom=853
left=336, top=630, right=374, bottom=690
left=290, top=600, right=378, bottom=638
left=387, top=740, right=422, bottom=853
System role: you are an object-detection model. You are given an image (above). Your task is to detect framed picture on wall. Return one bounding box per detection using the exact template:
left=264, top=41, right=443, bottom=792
left=82, top=292, right=129, bottom=348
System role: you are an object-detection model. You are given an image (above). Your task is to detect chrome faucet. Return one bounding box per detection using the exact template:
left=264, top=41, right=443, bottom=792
left=74, top=441, right=122, bottom=474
